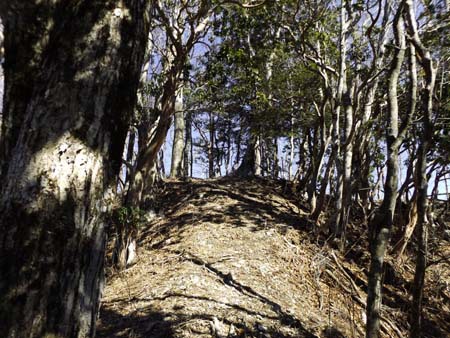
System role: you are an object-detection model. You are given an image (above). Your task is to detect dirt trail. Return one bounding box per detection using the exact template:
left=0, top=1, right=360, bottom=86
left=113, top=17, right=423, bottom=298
left=97, top=178, right=450, bottom=338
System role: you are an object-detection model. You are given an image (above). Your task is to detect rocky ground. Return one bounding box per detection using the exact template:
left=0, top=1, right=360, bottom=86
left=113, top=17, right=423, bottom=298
left=97, top=177, right=450, bottom=338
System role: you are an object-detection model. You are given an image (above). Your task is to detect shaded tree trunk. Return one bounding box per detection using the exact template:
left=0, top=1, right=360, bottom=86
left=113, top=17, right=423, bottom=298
left=235, top=134, right=259, bottom=177
left=123, top=128, right=136, bottom=191
left=272, top=137, right=279, bottom=178
left=0, top=1, right=150, bottom=337
left=0, top=2, right=51, bottom=180
left=184, top=111, right=193, bottom=177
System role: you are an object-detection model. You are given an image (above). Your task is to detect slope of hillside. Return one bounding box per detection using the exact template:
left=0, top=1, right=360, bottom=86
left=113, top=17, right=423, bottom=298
left=96, top=178, right=450, bottom=338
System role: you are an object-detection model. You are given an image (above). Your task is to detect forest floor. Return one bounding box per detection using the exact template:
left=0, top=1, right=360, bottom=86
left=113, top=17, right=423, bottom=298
left=96, top=177, right=450, bottom=338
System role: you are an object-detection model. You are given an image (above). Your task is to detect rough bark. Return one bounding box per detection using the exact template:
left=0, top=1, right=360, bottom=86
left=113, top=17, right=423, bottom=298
left=0, top=2, right=53, bottom=180
left=0, top=1, right=150, bottom=337
left=366, top=7, right=406, bottom=338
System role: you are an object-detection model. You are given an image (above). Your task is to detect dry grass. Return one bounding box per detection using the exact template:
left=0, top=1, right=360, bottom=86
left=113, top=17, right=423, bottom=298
left=97, top=177, right=450, bottom=338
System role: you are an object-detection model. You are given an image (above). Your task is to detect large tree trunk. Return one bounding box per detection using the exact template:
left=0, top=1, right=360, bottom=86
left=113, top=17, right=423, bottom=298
left=366, top=7, right=406, bottom=338
left=0, top=2, right=51, bottom=180
left=0, top=1, right=150, bottom=337
left=235, top=133, right=259, bottom=177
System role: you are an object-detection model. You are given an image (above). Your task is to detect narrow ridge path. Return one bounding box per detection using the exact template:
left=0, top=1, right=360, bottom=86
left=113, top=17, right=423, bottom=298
left=97, top=178, right=447, bottom=337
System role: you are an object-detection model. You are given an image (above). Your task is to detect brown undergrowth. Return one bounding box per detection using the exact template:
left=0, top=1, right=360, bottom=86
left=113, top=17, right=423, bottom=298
left=97, top=177, right=450, bottom=338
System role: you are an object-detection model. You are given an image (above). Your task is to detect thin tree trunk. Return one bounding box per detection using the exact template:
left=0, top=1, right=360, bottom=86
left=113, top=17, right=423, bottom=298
left=170, top=88, right=185, bottom=178
left=309, top=94, right=331, bottom=216
left=393, top=42, right=418, bottom=260
left=273, top=137, right=279, bottom=178
left=208, top=111, right=215, bottom=178
left=404, top=0, right=438, bottom=335
left=366, top=7, right=406, bottom=338
left=289, top=118, right=295, bottom=181
left=311, top=146, right=336, bottom=225
left=254, top=135, right=262, bottom=176
left=338, top=88, right=354, bottom=247
left=333, top=0, right=350, bottom=238
left=184, top=111, right=193, bottom=177
left=114, top=54, right=154, bottom=270
left=0, top=1, right=150, bottom=337
left=127, top=59, right=183, bottom=207
left=124, top=129, right=136, bottom=191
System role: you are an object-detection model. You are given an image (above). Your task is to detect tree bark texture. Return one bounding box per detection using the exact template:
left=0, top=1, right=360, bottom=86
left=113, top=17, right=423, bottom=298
left=0, top=2, right=53, bottom=180
left=0, top=1, right=150, bottom=337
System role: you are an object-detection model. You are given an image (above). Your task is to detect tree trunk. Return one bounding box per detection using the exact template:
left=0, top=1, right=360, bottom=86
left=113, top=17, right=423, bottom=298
left=272, top=137, right=279, bottom=179
left=309, top=94, right=331, bottom=216
left=170, top=88, right=185, bottom=178
left=126, top=58, right=182, bottom=207
left=235, top=133, right=259, bottom=177
left=366, top=8, right=406, bottom=338
left=208, top=111, right=215, bottom=178
left=288, top=121, right=295, bottom=181
left=113, top=54, right=154, bottom=270
left=123, top=129, right=136, bottom=191
left=393, top=42, right=418, bottom=261
left=0, top=1, right=150, bottom=337
left=254, top=135, right=262, bottom=176
left=184, top=111, right=193, bottom=177
left=338, top=89, right=354, bottom=247
left=404, top=0, right=438, bottom=335
left=0, top=2, right=51, bottom=180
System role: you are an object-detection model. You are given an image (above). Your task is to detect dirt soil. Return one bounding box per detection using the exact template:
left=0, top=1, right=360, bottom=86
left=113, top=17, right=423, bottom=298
left=97, top=177, right=450, bottom=338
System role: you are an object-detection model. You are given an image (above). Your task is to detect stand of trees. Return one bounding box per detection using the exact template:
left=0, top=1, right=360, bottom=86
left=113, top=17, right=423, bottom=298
left=0, top=0, right=449, bottom=337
